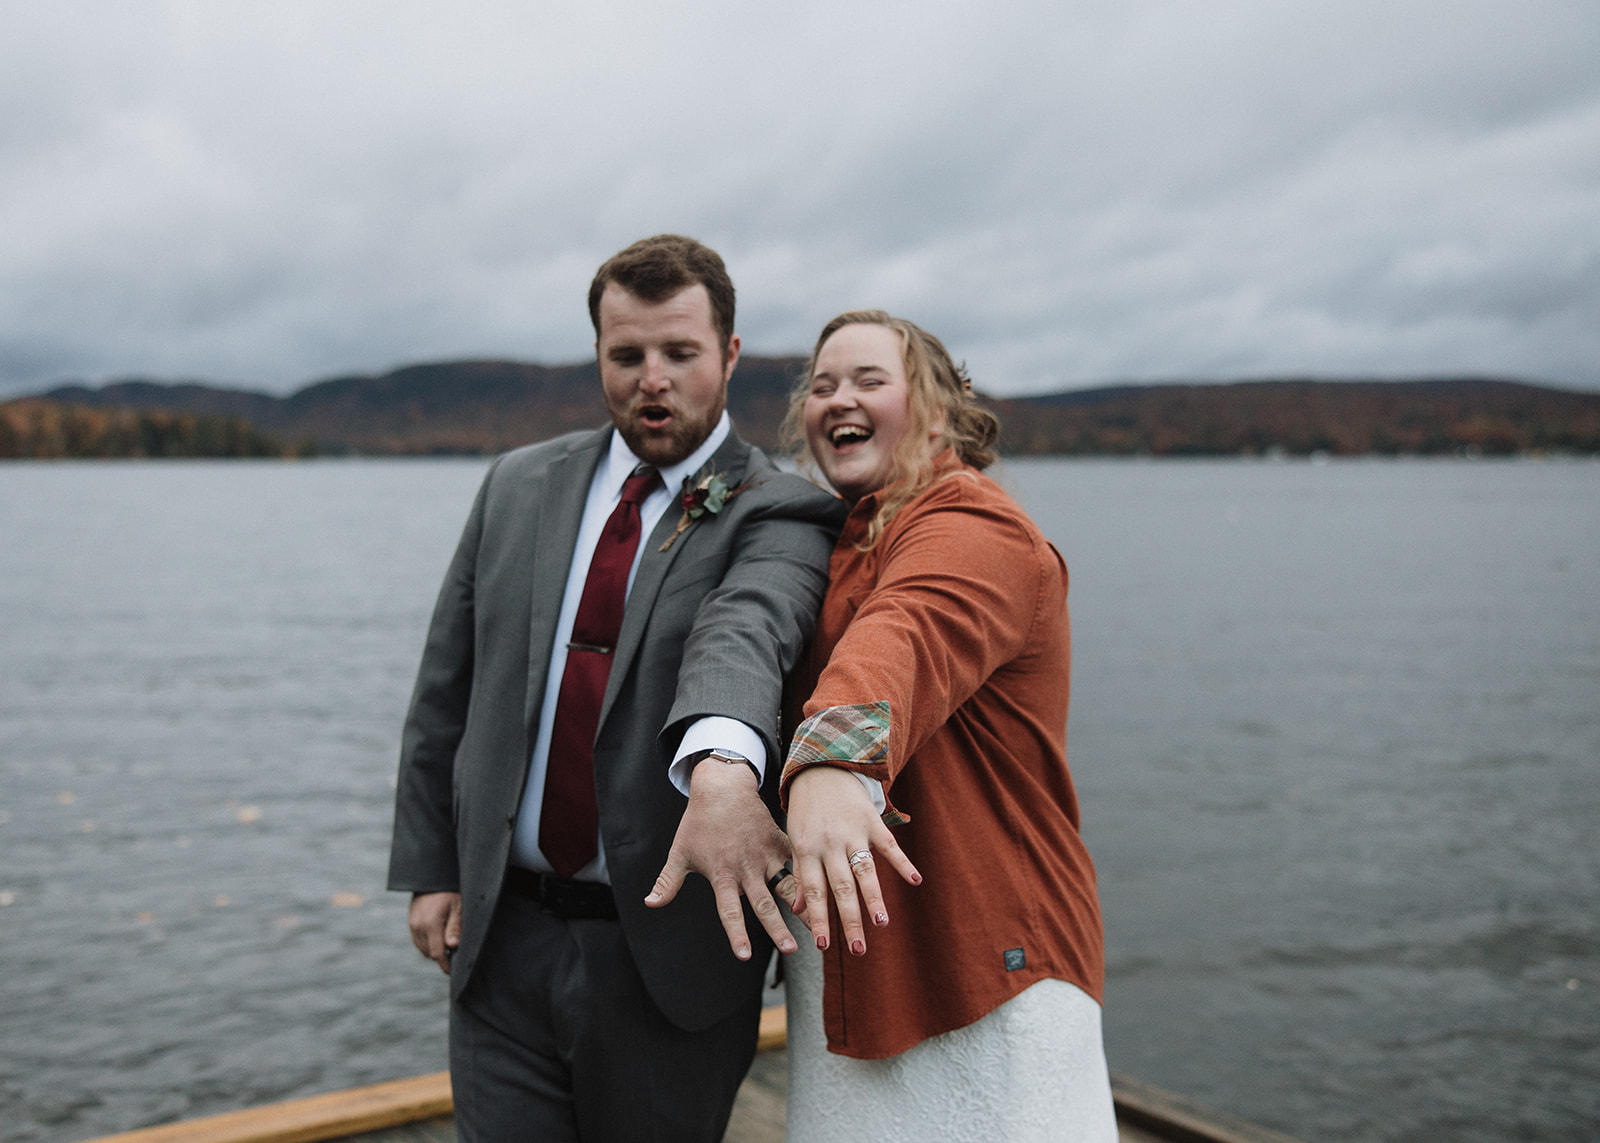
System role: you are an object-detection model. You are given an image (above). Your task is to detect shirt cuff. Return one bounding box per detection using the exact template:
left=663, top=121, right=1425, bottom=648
left=855, top=771, right=887, bottom=813
left=780, top=701, right=908, bottom=826
left=667, top=716, right=769, bottom=796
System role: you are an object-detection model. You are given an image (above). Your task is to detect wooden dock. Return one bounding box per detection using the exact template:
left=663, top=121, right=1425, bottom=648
left=84, top=1008, right=1305, bottom=1143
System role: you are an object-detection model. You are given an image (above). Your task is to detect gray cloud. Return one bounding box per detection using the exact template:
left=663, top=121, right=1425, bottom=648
left=1, top=0, right=1596, bottom=396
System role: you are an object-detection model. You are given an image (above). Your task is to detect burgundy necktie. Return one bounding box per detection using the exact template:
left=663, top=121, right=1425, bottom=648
left=540, top=466, right=661, bottom=878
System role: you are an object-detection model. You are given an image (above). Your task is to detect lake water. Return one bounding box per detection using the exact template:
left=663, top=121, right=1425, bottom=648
left=0, top=457, right=1596, bottom=1142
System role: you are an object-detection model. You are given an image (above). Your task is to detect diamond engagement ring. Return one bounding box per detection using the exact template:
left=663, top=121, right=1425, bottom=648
left=847, top=849, right=871, bottom=868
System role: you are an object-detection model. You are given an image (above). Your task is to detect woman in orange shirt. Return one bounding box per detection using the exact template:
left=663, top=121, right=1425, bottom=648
left=779, top=311, right=1116, bottom=1142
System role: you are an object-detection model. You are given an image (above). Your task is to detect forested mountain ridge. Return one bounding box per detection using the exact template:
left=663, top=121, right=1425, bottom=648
left=6, top=359, right=1597, bottom=458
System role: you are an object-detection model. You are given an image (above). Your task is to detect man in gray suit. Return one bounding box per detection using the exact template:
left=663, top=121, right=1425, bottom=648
left=388, top=235, right=844, bottom=1141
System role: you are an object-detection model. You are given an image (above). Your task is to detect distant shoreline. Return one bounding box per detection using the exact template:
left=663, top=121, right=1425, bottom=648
left=6, top=360, right=1599, bottom=458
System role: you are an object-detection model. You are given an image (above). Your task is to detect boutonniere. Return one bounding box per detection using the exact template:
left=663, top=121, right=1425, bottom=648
left=659, top=468, right=758, bottom=551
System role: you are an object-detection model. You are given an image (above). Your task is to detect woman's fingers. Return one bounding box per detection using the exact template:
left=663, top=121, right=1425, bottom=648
left=869, top=820, right=923, bottom=888
left=784, top=765, right=923, bottom=955
left=847, top=847, right=891, bottom=934
left=827, top=849, right=868, bottom=955
left=833, top=831, right=923, bottom=952
left=795, top=853, right=832, bottom=948
left=792, top=836, right=922, bottom=955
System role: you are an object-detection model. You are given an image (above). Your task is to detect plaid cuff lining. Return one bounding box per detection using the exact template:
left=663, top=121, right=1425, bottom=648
left=787, top=701, right=890, bottom=771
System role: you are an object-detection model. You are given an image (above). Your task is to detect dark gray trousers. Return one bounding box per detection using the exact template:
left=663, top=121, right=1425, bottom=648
left=450, top=891, right=760, bottom=1143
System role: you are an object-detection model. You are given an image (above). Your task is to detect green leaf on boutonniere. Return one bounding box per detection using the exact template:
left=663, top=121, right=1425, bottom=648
left=659, top=469, right=758, bottom=551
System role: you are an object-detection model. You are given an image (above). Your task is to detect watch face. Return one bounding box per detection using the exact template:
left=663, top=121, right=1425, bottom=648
left=699, top=748, right=757, bottom=781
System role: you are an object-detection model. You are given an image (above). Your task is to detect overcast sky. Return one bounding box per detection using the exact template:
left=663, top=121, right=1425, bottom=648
left=2, top=0, right=1597, bottom=397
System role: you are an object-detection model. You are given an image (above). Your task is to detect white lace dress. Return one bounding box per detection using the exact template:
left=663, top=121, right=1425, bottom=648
left=783, top=910, right=1119, bottom=1143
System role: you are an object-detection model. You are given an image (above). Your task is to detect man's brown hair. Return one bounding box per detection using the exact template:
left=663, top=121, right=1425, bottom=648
left=588, top=234, right=736, bottom=355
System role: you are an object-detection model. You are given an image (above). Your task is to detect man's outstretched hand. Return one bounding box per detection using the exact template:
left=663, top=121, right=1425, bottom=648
left=645, top=759, right=798, bottom=961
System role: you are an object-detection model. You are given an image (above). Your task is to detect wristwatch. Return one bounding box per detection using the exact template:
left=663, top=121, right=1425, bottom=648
left=685, top=747, right=761, bottom=784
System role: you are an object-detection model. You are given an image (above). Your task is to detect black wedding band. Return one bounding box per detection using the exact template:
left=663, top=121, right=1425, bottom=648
left=766, top=866, right=792, bottom=894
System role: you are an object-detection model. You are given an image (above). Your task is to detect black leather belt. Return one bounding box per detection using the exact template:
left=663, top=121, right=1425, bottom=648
left=503, top=866, right=618, bottom=920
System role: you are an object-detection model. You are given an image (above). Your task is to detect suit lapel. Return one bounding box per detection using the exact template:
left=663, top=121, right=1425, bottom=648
left=524, top=428, right=609, bottom=733
left=598, top=430, right=754, bottom=728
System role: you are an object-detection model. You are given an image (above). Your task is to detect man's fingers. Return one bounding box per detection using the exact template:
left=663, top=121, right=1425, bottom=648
left=437, top=899, right=462, bottom=973
left=408, top=892, right=461, bottom=976
left=771, top=871, right=808, bottom=917
left=657, top=759, right=804, bottom=961
left=426, top=920, right=451, bottom=972
left=407, top=914, right=431, bottom=955
left=711, top=874, right=754, bottom=961
left=747, top=877, right=799, bottom=955
left=644, top=849, right=689, bottom=908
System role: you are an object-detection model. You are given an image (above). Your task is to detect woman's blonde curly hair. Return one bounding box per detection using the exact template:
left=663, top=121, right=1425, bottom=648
left=781, top=310, right=1000, bottom=550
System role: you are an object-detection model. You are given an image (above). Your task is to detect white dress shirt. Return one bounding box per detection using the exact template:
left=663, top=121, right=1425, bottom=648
left=510, top=412, right=767, bottom=882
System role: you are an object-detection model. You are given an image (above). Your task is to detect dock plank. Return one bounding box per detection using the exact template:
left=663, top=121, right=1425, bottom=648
left=82, top=1007, right=1305, bottom=1143
left=325, top=1122, right=455, bottom=1143
left=85, top=1073, right=452, bottom=1143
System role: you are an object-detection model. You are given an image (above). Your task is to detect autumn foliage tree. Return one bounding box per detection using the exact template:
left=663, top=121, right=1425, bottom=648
left=0, top=400, right=287, bottom=459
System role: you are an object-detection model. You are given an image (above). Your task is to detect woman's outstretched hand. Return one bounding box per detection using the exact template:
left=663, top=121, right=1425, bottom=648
left=786, top=765, right=921, bottom=956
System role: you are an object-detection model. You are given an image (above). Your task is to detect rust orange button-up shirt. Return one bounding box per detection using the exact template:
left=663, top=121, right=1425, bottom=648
left=781, top=453, right=1104, bottom=1059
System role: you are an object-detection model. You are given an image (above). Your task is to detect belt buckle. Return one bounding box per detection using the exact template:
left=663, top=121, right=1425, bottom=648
left=543, top=877, right=575, bottom=916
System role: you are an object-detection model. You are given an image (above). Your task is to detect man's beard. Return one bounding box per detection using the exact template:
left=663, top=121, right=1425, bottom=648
left=608, top=395, right=725, bottom=467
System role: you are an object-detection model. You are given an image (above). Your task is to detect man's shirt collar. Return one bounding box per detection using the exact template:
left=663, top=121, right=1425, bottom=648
left=602, top=411, right=732, bottom=501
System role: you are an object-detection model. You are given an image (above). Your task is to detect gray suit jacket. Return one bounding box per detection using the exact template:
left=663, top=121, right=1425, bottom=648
left=388, top=425, right=845, bottom=1030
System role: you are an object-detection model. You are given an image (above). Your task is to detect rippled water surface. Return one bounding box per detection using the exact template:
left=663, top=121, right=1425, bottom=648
left=1, top=457, right=1596, bottom=1142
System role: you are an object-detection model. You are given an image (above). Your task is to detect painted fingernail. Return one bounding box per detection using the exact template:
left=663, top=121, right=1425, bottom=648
left=874, top=911, right=888, bottom=926
left=850, top=939, right=865, bottom=955
left=817, top=935, right=829, bottom=951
